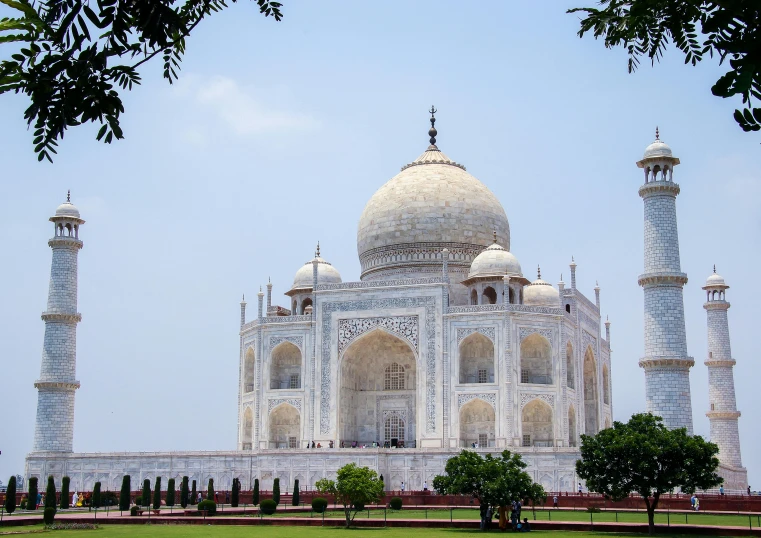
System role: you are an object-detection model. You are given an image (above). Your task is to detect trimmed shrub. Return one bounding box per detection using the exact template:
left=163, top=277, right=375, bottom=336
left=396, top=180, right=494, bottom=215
left=207, top=478, right=214, bottom=502
left=191, top=480, right=197, bottom=505
left=259, top=499, right=277, bottom=515
left=197, top=499, right=216, bottom=516
left=230, top=478, right=239, bottom=508
left=60, top=476, right=70, bottom=509
left=44, top=506, right=56, bottom=525
left=134, top=495, right=142, bottom=506
left=142, top=479, right=151, bottom=508
left=166, top=478, right=175, bottom=507
left=389, top=496, right=403, bottom=510
left=27, top=477, right=39, bottom=511
left=119, top=475, right=130, bottom=512
left=253, top=479, right=259, bottom=505
left=311, top=497, right=328, bottom=513
left=272, top=478, right=280, bottom=505
left=130, top=505, right=139, bottom=516
left=153, top=477, right=162, bottom=509
left=180, top=476, right=189, bottom=508
left=292, top=479, right=299, bottom=506
left=4, top=476, right=17, bottom=514
left=92, top=482, right=102, bottom=509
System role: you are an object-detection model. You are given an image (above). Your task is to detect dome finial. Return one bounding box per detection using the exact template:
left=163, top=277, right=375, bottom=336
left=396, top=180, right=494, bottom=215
left=655, top=126, right=660, bottom=140
left=66, top=189, right=71, bottom=202
left=428, top=105, right=438, bottom=146
left=537, top=265, right=541, bottom=279
left=315, top=241, right=320, bottom=257
left=493, top=229, right=497, bottom=244
left=713, top=264, right=716, bottom=273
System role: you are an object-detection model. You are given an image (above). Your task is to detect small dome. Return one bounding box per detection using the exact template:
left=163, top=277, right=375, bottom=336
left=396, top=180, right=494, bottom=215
left=523, top=269, right=559, bottom=307
left=643, top=128, right=673, bottom=159
left=467, top=241, right=522, bottom=280
left=54, top=199, right=80, bottom=219
left=291, top=256, right=342, bottom=291
left=704, top=267, right=728, bottom=289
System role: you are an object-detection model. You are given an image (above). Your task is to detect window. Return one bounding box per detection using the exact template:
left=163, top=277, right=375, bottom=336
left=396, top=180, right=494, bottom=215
left=289, top=374, right=300, bottom=389
left=565, top=304, right=571, bottom=313
left=384, top=414, right=405, bottom=442
left=521, top=369, right=529, bottom=384
left=711, top=403, right=715, bottom=411
left=288, top=437, right=297, bottom=448
left=384, top=363, right=405, bottom=390
left=478, top=433, right=488, bottom=447
left=522, top=434, right=531, bottom=447
left=478, top=369, right=488, bottom=384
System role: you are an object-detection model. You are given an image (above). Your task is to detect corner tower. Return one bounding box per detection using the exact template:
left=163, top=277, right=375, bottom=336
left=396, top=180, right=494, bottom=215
left=703, top=268, right=747, bottom=490
left=32, top=192, right=84, bottom=452
left=636, top=130, right=694, bottom=434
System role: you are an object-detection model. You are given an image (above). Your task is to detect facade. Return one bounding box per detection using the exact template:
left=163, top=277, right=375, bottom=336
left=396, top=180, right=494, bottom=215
left=24, top=117, right=743, bottom=494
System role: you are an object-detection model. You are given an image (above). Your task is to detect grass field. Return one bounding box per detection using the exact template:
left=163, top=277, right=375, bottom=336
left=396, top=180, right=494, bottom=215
left=0, top=526, right=728, bottom=538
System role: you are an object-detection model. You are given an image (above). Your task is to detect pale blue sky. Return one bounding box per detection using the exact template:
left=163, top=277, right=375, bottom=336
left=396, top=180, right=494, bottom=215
left=1, top=1, right=759, bottom=487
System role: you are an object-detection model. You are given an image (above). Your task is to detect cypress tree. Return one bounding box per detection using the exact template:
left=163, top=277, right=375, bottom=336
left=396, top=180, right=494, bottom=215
left=92, top=482, right=101, bottom=509
left=27, top=477, right=38, bottom=511
left=207, top=478, right=214, bottom=501
left=230, top=478, right=239, bottom=507
left=60, top=476, right=70, bottom=509
left=180, top=476, right=189, bottom=508
left=292, top=479, right=299, bottom=506
left=272, top=478, right=280, bottom=505
left=4, top=475, right=17, bottom=514
left=191, top=480, right=197, bottom=505
left=142, top=479, right=151, bottom=508
left=153, top=477, right=162, bottom=509
left=166, top=478, right=176, bottom=507
left=253, top=478, right=259, bottom=506
left=119, top=475, right=131, bottom=512
left=44, top=476, right=57, bottom=513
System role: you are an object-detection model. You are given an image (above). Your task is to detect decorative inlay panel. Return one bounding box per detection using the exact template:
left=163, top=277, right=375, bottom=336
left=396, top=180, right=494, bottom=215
left=521, top=393, right=555, bottom=409
left=338, top=316, right=418, bottom=356
left=456, top=327, right=495, bottom=345
left=579, top=311, right=597, bottom=329
left=448, top=304, right=562, bottom=315
left=268, top=398, right=302, bottom=414
left=519, top=328, right=554, bottom=343
left=582, top=330, right=597, bottom=354
left=457, top=393, right=496, bottom=409
left=270, top=336, right=304, bottom=351
left=317, top=278, right=443, bottom=291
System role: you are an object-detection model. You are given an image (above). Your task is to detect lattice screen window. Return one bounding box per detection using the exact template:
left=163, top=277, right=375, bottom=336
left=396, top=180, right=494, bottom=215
left=384, top=363, right=405, bottom=390
left=478, top=433, right=488, bottom=447
left=384, top=414, right=405, bottom=441
left=478, top=369, right=488, bottom=383
left=521, top=369, right=529, bottom=383
left=288, top=437, right=297, bottom=448
left=522, top=434, right=531, bottom=447
left=289, top=374, right=300, bottom=389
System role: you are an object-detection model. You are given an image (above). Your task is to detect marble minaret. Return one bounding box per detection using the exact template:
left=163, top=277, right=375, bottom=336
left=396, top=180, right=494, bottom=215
left=33, top=192, right=84, bottom=452
left=703, top=268, right=747, bottom=490
left=636, top=130, right=694, bottom=434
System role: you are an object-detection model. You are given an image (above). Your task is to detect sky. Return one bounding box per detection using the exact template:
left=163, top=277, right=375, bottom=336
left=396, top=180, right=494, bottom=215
left=1, top=1, right=759, bottom=488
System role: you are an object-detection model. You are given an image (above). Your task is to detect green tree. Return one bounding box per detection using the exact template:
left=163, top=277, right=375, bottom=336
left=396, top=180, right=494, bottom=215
left=60, top=476, right=70, bottom=509
left=118, top=475, right=130, bottom=512
left=4, top=475, right=17, bottom=514
left=27, top=477, right=38, bottom=511
left=44, top=476, right=57, bottom=513
left=253, top=478, right=259, bottom=505
left=231, top=478, right=239, bottom=508
left=180, top=476, right=189, bottom=508
left=141, top=479, right=151, bottom=508
left=272, top=478, right=280, bottom=505
left=191, top=480, right=197, bottom=505
left=568, top=0, right=761, bottom=133
left=152, top=477, right=161, bottom=510
left=207, top=478, right=214, bottom=502
left=166, top=478, right=175, bottom=507
left=576, top=413, right=722, bottom=535
left=292, top=478, right=299, bottom=506
left=0, top=0, right=284, bottom=161
left=92, top=482, right=101, bottom=509
left=315, top=463, right=384, bottom=528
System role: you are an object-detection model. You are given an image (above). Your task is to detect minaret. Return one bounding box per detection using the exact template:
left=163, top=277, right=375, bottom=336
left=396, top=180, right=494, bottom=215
left=33, top=192, right=84, bottom=452
left=636, top=129, right=694, bottom=434
left=703, top=268, right=746, bottom=487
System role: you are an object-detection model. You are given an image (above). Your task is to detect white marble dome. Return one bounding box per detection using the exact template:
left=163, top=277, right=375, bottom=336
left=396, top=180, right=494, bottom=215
left=54, top=200, right=81, bottom=219
left=357, top=145, right=510, bottom=277
left=704, top=270, right=728, bottom=289
left=468, top=241, right=522, bottom=279
left=523, top=272, right=559, bottom=307
left=643, top=131, right=673, bottom=159
left=291, top=256, right=342, bottom=291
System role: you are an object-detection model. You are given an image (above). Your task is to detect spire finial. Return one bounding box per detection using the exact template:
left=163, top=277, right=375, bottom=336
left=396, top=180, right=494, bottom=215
left=66, top=189, right=71, bottom=202
left=561, top=273, right=563, bottom=281
left=315, top=241, right=320, bottom=257
left=713, top=264, right=716, bottom=273
left=493, top=230, right=497, bottom=244
left=537, top=265, right=541, bottom=279
left=242, top=294, right=245, bottom=302
left=655, top=126, right=660, bottom=140
left=268, top=276, right=271, bottom=284
left=428, top=105, right=438, bottom=146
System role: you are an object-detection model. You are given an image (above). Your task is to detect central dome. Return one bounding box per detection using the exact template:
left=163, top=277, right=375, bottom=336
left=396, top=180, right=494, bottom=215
left=357, top=142, right=510, bottom=282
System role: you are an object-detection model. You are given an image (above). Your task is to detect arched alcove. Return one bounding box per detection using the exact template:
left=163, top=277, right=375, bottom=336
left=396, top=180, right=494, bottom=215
left=300, top=297, right=312, bottom=314
left=520, top=333, right=552, bottom=384
left=459, top=398, right=495, bottom=448
left=340, top=329, right=416, bottom=446
left=459, top=333, right=494, bottom=384
left=566, top=342, right=574, bottom=389
left=482, top=286, right=497, bottom=305
left=242, top=407, right=253, bottom=449
left=602, top=365, right=610, bottom=405
left=244, top=348, right=255, bottom=393
left=470, top=289, right=478, bottom=305
left=583, top=346, right=599, bottom=434
left=384, top=412, right=406, bottom=446
left=268, top=403, right=300, bottom=448
left=521, top=399, right=553, bottom=447
left=270, top=342, right=302, bottom=389
left=568, top=404, right=577, bottom=447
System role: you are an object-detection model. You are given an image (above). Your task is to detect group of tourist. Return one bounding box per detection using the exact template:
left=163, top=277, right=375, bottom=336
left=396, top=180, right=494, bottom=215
left=480, top=500, right=530, bottom=532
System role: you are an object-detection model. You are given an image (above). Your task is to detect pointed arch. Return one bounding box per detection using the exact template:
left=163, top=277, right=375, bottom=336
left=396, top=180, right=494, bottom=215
left=566, top=341, right=574, bottom=389
left=482, top=286, right=497, bottom=305
left=583, top=346, right=599, bottom=434
left=268, top=402, right=300, bottom=449
left=300, top=297, right=312, bottom=314
left=520, top=333, right=552, bottom=384
left=243, top=347, right=255, bottom=392
left=521, top=399, right=554, bottom=447
left=568, top=404, right=577, bottom=447
left=459, top=332, right=494, bottom=384
left=242, top=406, right=253, bottom=449
left=270, top=341, right=301, bottom=389
left=470, top=289, right=478, bottom=305
left=459, top=398, right=495, bottom=448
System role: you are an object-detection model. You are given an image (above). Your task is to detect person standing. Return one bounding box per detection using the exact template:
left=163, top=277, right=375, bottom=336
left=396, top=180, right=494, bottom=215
left=719, top=485, right=724, bottom=496
left=578, top=483, right=583, bottom=494
left=694, top=497, right=700, bottom=511
left=553, top=495, right=558, bottom=508
left=423, top=481, right=428, bottom=492
left=485, top=505, right=493, bottom=530
left=400, top=482, right=405, bottom=493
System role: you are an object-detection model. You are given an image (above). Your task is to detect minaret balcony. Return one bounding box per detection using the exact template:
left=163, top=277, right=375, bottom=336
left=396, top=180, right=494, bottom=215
left=637, top=272, right=688, bottom=287
left=41, top=312, right=82, bottom=322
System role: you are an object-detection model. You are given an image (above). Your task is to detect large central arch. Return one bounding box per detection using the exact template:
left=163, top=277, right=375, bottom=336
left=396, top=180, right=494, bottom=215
left=522, top=399, right=554, bottom=447
left=339, top=329, right=417, bottom=447
left=583, top=346, right=599, bottom=434
left=268, top=403, right=300, bottom=448
left=459, top=398, right=495, bottom=447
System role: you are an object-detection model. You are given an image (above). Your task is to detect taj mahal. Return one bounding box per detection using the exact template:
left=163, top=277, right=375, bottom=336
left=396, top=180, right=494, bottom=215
left=25, top=111, right=747, bottom=494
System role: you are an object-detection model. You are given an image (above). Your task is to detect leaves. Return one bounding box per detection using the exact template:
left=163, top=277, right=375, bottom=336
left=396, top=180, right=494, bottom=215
left=569, top=0, right=761, bottom=136
left=0, top=0, right=285, bottom=161
left=317, top=464, right=383, bottom=527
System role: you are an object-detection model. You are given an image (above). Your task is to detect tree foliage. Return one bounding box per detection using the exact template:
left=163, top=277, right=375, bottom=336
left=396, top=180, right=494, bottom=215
left=207, top=478, right=214, bottom=502
left=118, top=475, right=130, bottom=511
left=44, top=476, right=57, bottom=512
left=231, top=477, right=239, bottom=507
left=166, top=478, right=175, bottom=507
left=180, top=476, right=189, bottom=508
left=60, top=476, right=70, bottom=510
left=568, top=0, right=761, bottom=134
left=153, top=477, right=162, bottom=509
left=253, top=478, right=259, bottom=505
left=92, top=481, right=101, bottom=509
left=576, top=413, right=722, bottom=535
left=141, top=479, right=151, bottom=508
left=433, top=450, right=545, bottom=512
left=191, top=479, right=197, bottom=505
left=4, top=475, right=17, bottom=514
left=292, top=478, right=299, bottom=506
left=315, top=463, right=384, bottom=528
left=0, top=0, right=284, bottom=161
left=272, top=477, right=280, bottom=505
left=27, top=477, right=38, bottom=511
